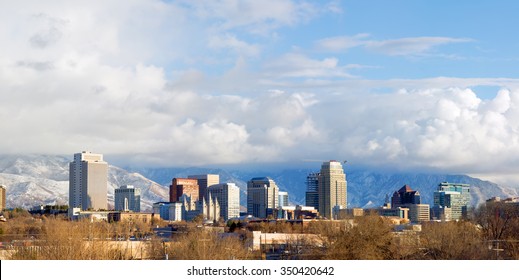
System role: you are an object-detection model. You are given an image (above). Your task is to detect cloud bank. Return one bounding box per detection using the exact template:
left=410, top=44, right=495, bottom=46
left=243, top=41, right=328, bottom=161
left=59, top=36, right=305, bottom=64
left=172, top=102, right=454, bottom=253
left=1, top=0, right=519, bottom=180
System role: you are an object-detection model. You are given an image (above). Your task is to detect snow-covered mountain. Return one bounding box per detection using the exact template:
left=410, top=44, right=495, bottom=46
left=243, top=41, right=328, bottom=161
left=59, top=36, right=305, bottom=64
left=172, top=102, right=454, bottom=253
left=1, top=154, right=518, bottom=212
left=134, top=167, right=519, bottom=208
left=0, top=155, right=168, bottom=211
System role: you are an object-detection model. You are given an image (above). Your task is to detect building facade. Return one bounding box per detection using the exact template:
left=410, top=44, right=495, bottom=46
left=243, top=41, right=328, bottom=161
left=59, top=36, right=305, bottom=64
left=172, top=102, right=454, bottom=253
left=408, top=204, right=431, bottom=223
left=152, top=202, right=183, bottom=221
left=391, top=185, right=421, bottom=208
left=318, top=161, right=347, bottom=219
left=114, top=185, right=141, bottom=212
left=279, top=191, right=289, bottom=207
left=69, top=151, right=108, bottom=213
left=188, top=174, right=219, bottom=201
left=305, top=172, right=319, bottom=210
left=169, top=178, right=199, bottom=202
left=207, top=182, right=240, bottom=221
left=247, top=177, right=279, bottom=218
left=0, top=184, right=5, bottom=212
left=433, top=182, right=471, bottom=220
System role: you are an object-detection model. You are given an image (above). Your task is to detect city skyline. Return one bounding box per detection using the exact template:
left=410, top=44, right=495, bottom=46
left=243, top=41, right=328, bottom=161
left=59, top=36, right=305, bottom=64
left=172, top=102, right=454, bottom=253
left=2, top=1, right=519, bottom=188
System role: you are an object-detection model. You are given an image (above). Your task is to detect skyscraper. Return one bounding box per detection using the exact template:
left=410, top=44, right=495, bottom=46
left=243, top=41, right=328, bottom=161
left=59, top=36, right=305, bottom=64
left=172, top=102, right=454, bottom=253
left=69, top=151, right=108, bottom=212
left=114, top=185, right=141, bottom=212
left=391, top=185, right=421, bottom=208
left=318, top=160, right=347, bottom=219
left=389, top=184, right=429, bottom=223
left=434, top=182, right=471, bottom=220
left=247, top=177, right=279, bottom=218
left=188, top=174, right=219, bottom=201
left=279, top=191, right=289, bottom=207
left=305, top=172, right=319, bottom=210
left=207, top=182, right=240, bottom=221
left=169, top=178, right=199, bottom=202
left=0, top=184, right=6, bottom=212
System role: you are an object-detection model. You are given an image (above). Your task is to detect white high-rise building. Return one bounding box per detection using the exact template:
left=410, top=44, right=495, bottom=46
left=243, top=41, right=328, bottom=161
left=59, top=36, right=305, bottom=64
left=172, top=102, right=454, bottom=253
left=207, top=183, right=240, bottom=221
left=69, top=151, right=108, bottom=213
left=318, top=160, right=347, bottom=219
left=114, top=185, right=141, bottom=212
left=279, top=191, right=289, bottom=207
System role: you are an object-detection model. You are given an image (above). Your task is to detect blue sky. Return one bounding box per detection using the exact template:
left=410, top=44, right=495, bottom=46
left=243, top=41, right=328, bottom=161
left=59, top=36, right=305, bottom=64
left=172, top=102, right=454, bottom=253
left=2, top=0, right=519, bottom=185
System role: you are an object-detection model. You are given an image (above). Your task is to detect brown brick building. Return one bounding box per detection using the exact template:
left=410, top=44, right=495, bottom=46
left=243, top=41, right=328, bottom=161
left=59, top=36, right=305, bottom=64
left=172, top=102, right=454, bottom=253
left=169, top=178, right=199, bottom=202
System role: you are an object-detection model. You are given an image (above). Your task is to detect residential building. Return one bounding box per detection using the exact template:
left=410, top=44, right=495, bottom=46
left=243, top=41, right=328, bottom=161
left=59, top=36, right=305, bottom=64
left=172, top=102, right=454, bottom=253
left=114, top=185, right=141, bottom=212
left=434, top=182, right=471, bottom=220
left=305, top=172, right=319, bottom=210
left=188, top=174, right=219, bottom=201
left=279, top=191, right=289, bottom=207
left=169, top=178, right=199, bottom=202
left=68, top=151, right=108, bottom=214
left=318, top=160, right=347, bottom=219
left=247, top=177, right=279, bottom=218
left=207, top=182, right=240, bottom=221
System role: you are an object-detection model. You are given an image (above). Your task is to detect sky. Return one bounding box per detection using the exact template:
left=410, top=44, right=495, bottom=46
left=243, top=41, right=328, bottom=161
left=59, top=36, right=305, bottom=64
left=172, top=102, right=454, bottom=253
left=2, top=0, right=519, bottom=184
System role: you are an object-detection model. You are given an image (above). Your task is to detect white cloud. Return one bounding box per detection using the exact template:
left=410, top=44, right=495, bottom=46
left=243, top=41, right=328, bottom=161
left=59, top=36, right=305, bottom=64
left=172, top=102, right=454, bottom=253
left=263, top=53, right=355, bottom=78
left=186, top=0, right=317, bottom=35
left=316, top=34, right=472, bottom=56
left=4, top=0, right=519, bottom=181
left=208, top=33, right=261, bottom=57
left=365, top=37, right=473, bottom=56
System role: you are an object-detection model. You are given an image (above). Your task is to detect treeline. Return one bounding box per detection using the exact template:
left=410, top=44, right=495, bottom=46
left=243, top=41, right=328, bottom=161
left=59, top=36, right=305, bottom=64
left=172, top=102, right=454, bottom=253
left=1, top=202, right=518, bottom=260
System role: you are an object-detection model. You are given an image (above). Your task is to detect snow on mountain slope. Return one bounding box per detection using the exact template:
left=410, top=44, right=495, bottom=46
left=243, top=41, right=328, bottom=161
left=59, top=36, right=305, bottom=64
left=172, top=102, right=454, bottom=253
left=0, top=155, right=168, bottom=211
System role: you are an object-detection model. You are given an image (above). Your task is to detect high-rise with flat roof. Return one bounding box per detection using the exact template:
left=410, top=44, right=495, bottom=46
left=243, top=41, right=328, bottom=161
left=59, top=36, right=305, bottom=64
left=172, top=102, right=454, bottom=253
left=247, top=177, right=279, bottom=218
left=305, top=172, right=319, bottom=210
left=434, top=182, right=471, bottom=220
left=318, top=160, right=347, bottom=219
left=188, top=174, right=219, bottom=201
left=170, top=178, right=199, bottom=202
left=207, top=182, right=240, bottom=220
left=114, top=185, right=141, bottom=212
left=69, top=151, right=108, bottom=212
left=279, top=191, right=289, bottom=207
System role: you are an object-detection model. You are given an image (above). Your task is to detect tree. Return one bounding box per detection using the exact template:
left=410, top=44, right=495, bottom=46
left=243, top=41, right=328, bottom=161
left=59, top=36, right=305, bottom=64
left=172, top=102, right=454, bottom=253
left=415, top=221, right=488, bottom=260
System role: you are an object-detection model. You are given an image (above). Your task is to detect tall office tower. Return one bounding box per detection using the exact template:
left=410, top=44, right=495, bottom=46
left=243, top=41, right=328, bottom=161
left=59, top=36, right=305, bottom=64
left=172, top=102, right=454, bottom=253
left=207, top=183, right=240, bottom=221
left=188, top=174, right=219, bottom=201
left=318, top=160, right=347, bottom=219
left=114, top=185, right=141, bottom=212
left=305, top=172, right=319, bottom=210
left=69, top=151, right=108, bottom=212
left=247, top=177, right=279, bottom=218
left=434, top=182, right=471, bottom=220
left=279, top=191, right=289, bottom=207
left=169, top=178, right=199, bottom=202
left=391, top=185, right=421, bottom=208
left=0, top=184, right=6, bottom=212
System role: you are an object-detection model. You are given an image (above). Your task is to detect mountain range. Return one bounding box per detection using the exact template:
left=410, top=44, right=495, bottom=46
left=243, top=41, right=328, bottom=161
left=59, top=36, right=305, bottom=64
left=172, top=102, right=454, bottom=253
left=1, top=155, right=518, bottom=212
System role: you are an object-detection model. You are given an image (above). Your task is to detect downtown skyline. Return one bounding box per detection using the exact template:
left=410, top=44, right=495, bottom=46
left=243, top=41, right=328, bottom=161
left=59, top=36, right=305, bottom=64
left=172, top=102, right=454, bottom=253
left=1, top=1, right=519, bottom=186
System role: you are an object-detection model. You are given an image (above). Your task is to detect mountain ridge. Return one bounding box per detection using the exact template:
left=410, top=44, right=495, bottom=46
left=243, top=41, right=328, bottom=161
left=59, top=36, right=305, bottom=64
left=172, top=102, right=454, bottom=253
left=1, top=155, right=518, bottom=211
